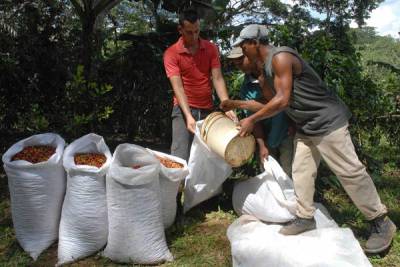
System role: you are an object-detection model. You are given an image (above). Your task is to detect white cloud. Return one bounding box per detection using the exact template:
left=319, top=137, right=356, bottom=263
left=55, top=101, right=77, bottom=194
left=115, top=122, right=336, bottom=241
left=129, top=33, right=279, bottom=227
left=365, top=0, right=400, bottom=38
left=281, top=0, right=295, bottom=6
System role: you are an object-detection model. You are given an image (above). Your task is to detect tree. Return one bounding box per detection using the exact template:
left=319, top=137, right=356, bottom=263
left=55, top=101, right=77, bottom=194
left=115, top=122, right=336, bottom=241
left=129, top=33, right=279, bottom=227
left=297, top=0, right=384, bottom=28
left=70, top=0, right=124, bottom=78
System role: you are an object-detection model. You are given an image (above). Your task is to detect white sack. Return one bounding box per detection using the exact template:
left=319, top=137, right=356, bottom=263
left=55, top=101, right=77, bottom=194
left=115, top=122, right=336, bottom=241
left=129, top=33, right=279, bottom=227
left=57, top=133, right=111, bottom=265
left=227, top=214, right=372, bottom=267
left=147, top=149, right=189, bottom=228
left=183, top=121, right=232, bottom=213
left=103, top=144, right=173, bottom=264
left=232, top=156, right=296, bottom=223
left=2, top=133, right=66, bottom=260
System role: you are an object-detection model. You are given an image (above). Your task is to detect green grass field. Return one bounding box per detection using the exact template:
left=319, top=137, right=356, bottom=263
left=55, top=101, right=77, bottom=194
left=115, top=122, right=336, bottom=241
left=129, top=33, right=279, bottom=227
left=0, top=167, right=399, bottom=267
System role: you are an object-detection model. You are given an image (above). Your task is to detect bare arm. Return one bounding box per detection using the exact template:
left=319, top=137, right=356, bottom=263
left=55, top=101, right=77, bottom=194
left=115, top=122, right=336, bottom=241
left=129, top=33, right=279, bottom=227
left=212, top=67, right=238, bottom=121
left=249, top=53, right=293, bottom=122
left=220, top=99, right=266, bottom=113
left=169, top=75, right=196, bottom=133
left=211, top=67, right=229, bottom=102
left=239, top=53, right=294, bottom=136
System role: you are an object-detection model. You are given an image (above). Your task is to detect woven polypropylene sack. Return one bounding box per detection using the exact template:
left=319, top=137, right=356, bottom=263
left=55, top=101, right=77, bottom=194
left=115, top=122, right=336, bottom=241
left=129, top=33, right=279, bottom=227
left=2, top=133, right=66, bottom=260
left=232, top=156, right=296, bottom=223
left=147, top=149, right=188, bottom=228
left=183, top=121, right=232, bottom=213
left=227, top=214, right=372, bottom=267
left=57, top=133, right=111, bottom=265
left=103, top=144, right=173, bottom=264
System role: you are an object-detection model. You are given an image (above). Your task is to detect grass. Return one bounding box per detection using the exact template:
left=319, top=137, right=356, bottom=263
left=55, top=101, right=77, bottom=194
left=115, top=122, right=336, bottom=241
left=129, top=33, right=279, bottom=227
left=0, top=164, right=399, bottom=266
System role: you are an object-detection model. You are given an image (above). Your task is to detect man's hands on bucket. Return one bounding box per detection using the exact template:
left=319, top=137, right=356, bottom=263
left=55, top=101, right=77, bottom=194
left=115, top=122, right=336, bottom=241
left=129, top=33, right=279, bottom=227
left=220, top=99, right=255, bottom=136
left=219, top=100, right=239, bottom=122
left=225, top=110, right=238, bottom=123
left=238, top=117, right=254, bottom=137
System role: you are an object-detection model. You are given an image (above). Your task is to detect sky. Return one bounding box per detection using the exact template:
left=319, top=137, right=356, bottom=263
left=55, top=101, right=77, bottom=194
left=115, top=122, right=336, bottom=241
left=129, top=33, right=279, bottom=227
left=281, top=0, right=400, bottom=38
left=362, top=0, right=400, bottom=38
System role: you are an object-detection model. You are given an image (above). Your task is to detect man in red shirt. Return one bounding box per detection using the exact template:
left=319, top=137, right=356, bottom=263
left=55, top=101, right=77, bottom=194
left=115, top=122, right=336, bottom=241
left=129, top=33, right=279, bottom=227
left=164, top=9, right=236, bottom=161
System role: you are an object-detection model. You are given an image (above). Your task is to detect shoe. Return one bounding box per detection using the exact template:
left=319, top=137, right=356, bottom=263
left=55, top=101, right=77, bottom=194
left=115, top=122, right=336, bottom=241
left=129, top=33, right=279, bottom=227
left=279, top=217, right=316, bottom=235
left=365, top=215, right=397, bottom=254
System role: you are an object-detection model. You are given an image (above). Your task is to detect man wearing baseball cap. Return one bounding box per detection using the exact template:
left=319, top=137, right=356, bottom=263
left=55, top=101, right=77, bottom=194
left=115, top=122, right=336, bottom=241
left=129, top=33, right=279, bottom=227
left=221, top=24, right=396, bottom=254
left=226, top=47, right=293, bottom=176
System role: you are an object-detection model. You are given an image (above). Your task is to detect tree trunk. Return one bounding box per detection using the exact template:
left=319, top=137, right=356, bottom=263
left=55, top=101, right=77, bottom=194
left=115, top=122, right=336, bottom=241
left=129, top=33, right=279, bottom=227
left=81, top=10, right=96, bottom=80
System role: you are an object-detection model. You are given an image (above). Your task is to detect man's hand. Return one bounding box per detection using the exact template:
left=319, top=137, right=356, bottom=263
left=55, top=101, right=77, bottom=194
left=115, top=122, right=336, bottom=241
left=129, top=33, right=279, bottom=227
left=220, top=99, right=238, bottom=112
left=258, top=143, right=269, bottom=160
left=238, top=117, right=254, bottom=137
left=186, top=115, right=196, bottom=134
left=225, top=110, right=238, bottom=123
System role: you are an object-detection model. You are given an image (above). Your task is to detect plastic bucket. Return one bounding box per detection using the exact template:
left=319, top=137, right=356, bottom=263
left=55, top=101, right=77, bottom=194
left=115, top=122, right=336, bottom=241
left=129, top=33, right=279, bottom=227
left=200, top=112, right=255, bottom=167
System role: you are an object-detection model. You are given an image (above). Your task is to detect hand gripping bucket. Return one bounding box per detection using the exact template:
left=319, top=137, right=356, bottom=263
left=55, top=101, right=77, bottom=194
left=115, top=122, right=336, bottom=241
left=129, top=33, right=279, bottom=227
left=200, top=112, right=255, bottom=167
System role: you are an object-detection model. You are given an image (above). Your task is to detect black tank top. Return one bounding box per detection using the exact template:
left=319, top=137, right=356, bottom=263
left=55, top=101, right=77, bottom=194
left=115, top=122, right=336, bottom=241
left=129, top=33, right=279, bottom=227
left=264, top=46, right=351, bottom=136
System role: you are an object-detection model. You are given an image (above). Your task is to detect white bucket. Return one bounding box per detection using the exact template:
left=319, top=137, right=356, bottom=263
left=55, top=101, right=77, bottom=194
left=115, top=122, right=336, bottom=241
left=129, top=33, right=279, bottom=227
left=200, top=112, right=255, bottom=167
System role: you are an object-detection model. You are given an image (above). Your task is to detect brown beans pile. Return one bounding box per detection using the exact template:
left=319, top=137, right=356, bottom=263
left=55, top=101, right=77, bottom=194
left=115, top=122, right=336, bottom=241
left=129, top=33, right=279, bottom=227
left=74, top=153, right=107, bottom=168
left=12, top=146, right=56, bottom=163
left=156, top=155, right=183, bottom=168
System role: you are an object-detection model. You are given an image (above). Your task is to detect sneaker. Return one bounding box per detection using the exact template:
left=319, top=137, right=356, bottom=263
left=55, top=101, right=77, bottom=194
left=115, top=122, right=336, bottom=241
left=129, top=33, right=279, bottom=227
left=279, top=217, right=316, bottom=235
left=365, top=215, right=397, bottom=254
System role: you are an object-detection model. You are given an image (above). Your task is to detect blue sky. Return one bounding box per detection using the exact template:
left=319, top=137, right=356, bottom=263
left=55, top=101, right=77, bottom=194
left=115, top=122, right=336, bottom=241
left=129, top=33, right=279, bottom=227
left=282, top=0, right=399, bottom=38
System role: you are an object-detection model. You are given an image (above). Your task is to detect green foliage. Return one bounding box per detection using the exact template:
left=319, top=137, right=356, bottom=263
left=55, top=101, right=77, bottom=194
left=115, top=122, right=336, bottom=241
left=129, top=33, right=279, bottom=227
left=107, top=0, right=152, bottom=35
left=0, top=0, right=80, bottom=134
left=351, top=28, right=400, bottom=148
left=297, top=0, right=384, bottom=26
left=268, top=4, right=317, bottom=48
left=263, top=0, right=290, bottom=18
left=14, top=104, right=50, bottom=133
left=63, top=65, right=113, bottom=137
left=224, top=70, right=245, bottom=100
left=98, top=36, right=174, bottom=140
left=103, top=0, right=154, bottom=56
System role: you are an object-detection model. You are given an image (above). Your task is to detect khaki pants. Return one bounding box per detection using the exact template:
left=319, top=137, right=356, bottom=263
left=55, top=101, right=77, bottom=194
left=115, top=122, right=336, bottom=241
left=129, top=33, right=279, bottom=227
left=292, top=123, right=387, bottom=220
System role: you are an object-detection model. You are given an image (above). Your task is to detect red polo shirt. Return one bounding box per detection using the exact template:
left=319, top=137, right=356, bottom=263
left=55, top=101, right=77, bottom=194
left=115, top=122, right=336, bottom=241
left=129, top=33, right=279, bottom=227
left=163, top=37, right=221, bottom=109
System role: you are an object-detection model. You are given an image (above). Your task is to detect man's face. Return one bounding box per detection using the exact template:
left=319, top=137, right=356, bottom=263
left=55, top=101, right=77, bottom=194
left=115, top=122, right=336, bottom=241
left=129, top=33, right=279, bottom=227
left=240, top=40, right=258, bottom=61
left=179, top=20, right=200, bottom=47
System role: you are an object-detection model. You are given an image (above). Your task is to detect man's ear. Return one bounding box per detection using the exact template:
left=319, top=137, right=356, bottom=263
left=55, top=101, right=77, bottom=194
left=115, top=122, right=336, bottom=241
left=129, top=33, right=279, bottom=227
left=178, top=25, right=182, bottom=34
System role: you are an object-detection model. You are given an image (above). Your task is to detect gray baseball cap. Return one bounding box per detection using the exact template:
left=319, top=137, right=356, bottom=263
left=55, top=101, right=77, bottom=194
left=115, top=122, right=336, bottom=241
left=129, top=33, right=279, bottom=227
left=232, top=24, right=269, bottom=47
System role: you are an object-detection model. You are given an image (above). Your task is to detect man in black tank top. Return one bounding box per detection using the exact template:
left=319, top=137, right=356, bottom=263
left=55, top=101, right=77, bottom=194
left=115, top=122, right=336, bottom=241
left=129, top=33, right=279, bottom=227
left=221, top=24, right=396, bottom=254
